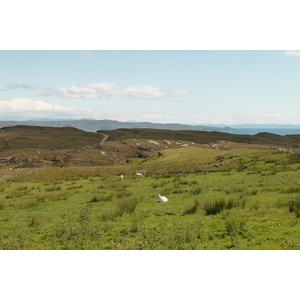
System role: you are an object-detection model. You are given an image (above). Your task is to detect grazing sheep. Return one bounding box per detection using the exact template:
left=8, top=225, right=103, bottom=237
left=155, top=194, right=168, bottom=203
left=120, top=175, right=124, bottom=180
left=136, top=172, right=144, bottom=177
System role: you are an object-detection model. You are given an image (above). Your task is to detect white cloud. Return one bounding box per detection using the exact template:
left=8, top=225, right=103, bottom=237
left=243, top=113, right=297, bottom=124
left=79, top=50, right=95, bottom=59
left=0, top=98, right=125, bottom=121
left=39, top=82, right=167, bottom=99
left=284, top=50, right=300, bottom=58
left=0, top=98, right=70, bottom=112
left=174, top=89, right=189, bottom=95
left=0, top=98, right=78, bottom=120
left=5, top=84, right=52, bottom=91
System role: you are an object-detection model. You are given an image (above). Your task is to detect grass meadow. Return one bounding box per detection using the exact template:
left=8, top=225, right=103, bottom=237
left=1, top=146, right=300, bottom=250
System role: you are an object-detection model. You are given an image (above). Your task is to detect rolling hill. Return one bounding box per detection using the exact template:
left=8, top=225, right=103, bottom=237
left=0, top=119, right=228, bottom=132
left=1, top=125, right=300, bottom=168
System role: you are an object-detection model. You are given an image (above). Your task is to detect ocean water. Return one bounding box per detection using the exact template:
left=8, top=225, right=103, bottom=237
left=219, top=128, right=300, bottom=136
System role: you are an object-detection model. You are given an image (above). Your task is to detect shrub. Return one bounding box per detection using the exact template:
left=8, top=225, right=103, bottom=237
left=203, top=198, right=226, bottom=215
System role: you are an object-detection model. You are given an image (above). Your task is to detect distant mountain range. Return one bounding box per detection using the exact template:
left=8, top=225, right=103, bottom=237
left=0, top=119, right=231, bottom=132
left=229, top=124, right=300, bottom=129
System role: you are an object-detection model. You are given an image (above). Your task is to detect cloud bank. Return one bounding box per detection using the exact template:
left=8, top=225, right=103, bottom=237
left=0, top=98, right=70, bottom=112
left=0, top=98, right=77, bottom=120
left=284, top=50, right=300, bottom=58
left=174, top=89, right=189, bottom=95
left=5, top=84, right=52, bottom=91
left=1, top=98, right=300, bottom=124
left=38, top=82, right=167, bottom=99
left=79, top=50, right=95, bottom=60
left=0, top=98, right=174, bottom=122
left=4, top=82, right=187, bottom=101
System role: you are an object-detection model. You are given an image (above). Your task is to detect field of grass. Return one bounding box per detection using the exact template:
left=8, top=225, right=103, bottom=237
left=1, top=147, right=300, bottom=249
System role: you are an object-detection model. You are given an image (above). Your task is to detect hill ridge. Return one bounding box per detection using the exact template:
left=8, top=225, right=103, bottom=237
left=0, top=119, right=229, bottom=132
left=1, top=125, right=300, bottom=168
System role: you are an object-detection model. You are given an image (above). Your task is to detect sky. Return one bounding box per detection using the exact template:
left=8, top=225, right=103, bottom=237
left=1, top=50, right=300, bottom=125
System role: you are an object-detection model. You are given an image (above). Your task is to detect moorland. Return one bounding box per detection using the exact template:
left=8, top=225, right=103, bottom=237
left=1, top=125, right=300, bottom=249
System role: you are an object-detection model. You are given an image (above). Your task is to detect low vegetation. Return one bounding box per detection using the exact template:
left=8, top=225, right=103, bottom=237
left=1, top=140, right=300, bottom=249
left=1, top=125, right=300, bottom=249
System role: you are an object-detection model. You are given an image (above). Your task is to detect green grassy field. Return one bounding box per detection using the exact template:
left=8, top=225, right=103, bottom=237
left=1, top=146, right=300, bottom=249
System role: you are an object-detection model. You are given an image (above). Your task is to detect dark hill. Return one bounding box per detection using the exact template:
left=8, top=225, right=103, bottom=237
left=0, top=125, right=103, bottom=151
left=1, top=125, right=300, bottom=169
left=98, top=128, right=300, bottom=148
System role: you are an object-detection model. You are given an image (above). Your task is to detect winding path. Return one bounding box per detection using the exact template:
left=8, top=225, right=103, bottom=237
left=98, top=132, right=109, bottom=145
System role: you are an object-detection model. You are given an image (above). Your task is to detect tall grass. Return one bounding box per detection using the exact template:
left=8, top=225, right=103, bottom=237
left=183, top=200, right=201, bottom=215
left=224, top=216, right=247, bottom=235
left=117, top=197, right=138, bottom=214
left=288, top=197, right=300, bottom=218
left=203, top=198, right=226, bottom=215
left=98, top=197, right=138, bottom=220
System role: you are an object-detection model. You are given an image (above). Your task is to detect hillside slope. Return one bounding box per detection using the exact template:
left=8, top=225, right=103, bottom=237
left=98, top=128, right=300, bottom=148
left=0, top=125, right=103, bottom=151
left=0, top=125, right=299, bottom=168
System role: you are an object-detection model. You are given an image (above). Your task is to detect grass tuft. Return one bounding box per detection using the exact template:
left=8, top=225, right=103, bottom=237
left=224, top=216, right=247, bottom=235
left=183, top=200, right=201, bottom=215
left=288, top=197, right=300, bottom=218
left=203, top=198, right=226, bottom=215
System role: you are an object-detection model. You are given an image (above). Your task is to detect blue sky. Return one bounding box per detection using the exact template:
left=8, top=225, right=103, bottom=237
left=1, top=50, right=300, bottom=124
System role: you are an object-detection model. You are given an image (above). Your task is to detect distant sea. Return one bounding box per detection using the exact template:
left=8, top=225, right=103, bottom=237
left=218, top=128, right=300, bottom=136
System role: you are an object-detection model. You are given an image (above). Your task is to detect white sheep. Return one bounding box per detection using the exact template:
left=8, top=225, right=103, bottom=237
left=155, top=194, right=168, bottom=203
left=136, top=172, right=144, bottom=177
left=120, top=175, right=124, bottom=180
